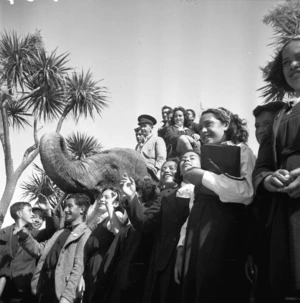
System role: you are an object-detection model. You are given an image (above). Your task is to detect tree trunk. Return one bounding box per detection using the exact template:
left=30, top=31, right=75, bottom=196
left=0, top=175, right=20, bottom=225
left=0, top=147, right=39, bottom=227
left=56, top=112, right=68, bottom=133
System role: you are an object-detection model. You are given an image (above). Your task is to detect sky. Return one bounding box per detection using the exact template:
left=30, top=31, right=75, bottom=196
left=0, top=0, right=280, bottom=225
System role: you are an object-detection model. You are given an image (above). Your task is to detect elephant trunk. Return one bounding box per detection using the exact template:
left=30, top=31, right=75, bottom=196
left=40, top=132, right=96, bottom=193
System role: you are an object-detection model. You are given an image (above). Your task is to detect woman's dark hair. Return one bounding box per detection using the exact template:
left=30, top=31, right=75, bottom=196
left=135, top=176, right=160, bottom=207
left=170, top=106, right=189, bottom=127
left=266, top=38, right=300, bottom=94
left=186, top=108, right=196, bottom=119
left=201, top=107, right=249, bottom=144
left=266, top=49, right=294, bottom=93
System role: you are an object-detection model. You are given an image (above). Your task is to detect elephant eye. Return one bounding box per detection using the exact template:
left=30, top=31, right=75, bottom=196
left=110, top=163, right=119, bottom=170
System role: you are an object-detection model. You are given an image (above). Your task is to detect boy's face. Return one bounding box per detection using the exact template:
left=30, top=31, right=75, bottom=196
left=64, top=198, right=83, bottom=223
left=180, top=151, right=201, bottom=175
left=31, top=209, right=44, bottom=230
left=99, top=189, right=119, bottom=208
left=255, top=110, right=274, bottom=145
left=160, top=161, right=178, bottom=186
left=19, top=205, right=34, bottom=225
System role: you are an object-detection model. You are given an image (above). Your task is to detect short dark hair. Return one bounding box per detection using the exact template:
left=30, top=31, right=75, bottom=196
left=176, top=150, right=200, bottom=183
left=101, top=187, right=121, bottom=202
left=162, top=105, right=173, bottom=113
left=32, top=207, right=45, bottom=219
left=65, top=193, right=92, bottom=219
left=186, top=109, right=196, bottom=118
left=10, top=202, right=31, bottom=221
left=162, top=157, right=181, bottom=186
left=134, top=127, right=141, bottom=133
left=253, top=101, right=285, bottom=118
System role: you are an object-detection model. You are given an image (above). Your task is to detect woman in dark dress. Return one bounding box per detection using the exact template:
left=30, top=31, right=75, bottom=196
left=83, top=187, right=127, bottom=303
left=176, top=107, right=255, bottom=303
left=253, top=37, right=300, bottom=302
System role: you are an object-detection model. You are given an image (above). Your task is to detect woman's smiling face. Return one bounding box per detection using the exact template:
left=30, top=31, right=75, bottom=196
left=174, top=110, right=185, bottom=127
left=199, top=113, right=228, bottom=144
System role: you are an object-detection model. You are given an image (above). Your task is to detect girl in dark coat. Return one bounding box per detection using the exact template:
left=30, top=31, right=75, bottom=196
left=175, top=107, right=255, bottom=303
left=253, top=37, right=300, bottom=302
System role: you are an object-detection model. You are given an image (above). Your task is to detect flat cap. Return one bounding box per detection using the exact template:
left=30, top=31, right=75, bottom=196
left=138, top=114, right=157, bottom=126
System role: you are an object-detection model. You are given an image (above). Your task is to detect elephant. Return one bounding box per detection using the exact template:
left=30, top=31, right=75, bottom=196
left=39, top=132, right=153, bottom=195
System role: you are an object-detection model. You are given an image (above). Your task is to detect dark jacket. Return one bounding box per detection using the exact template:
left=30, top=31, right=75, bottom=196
left=164, top=125, right=195, bottom=154
left=125, top=188, right=190, bottom=303
left=0, top=224, right=36, bottom=292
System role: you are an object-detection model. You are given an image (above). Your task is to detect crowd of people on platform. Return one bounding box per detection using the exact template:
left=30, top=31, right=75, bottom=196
left=2, top=34, right=300, bottom=303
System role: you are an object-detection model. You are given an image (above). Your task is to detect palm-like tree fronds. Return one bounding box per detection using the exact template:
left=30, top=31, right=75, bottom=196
left=7, top=100, right=31, bottom=129
left=64, top=70, right=108, bottom=121
left=22, top=48, right=71, bottom=121
left=21, top=163, right=64, bottom=208
left=263, top=0, right=300, bottom=47
left=0, top=30, right=44, bottom=90
left=66, top=131, right=103, bottom=160
left=23, top=83, right=65, bottom=121
left=28, top=48, right=71, bottom=88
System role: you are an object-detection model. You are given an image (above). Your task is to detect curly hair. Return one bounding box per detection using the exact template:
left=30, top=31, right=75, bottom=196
left=201, top=107, right=249, bottom=144
left=170, top=106, right=189, bottom=127
left=135, top=176, right=160, bottom=207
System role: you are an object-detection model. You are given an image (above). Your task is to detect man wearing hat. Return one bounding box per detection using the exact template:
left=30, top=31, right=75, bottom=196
left=137, top=114, right=166, bottom=181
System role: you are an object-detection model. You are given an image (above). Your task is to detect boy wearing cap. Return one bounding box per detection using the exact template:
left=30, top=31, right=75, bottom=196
left=137, top=114, right=167, bottom=181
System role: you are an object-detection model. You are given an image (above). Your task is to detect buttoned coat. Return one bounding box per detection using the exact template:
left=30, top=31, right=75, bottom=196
left=139, top=134, right=166, bottom=179
left=0, top=224, right=36, bottom=292
left=20, top=222, right=91, bottom=303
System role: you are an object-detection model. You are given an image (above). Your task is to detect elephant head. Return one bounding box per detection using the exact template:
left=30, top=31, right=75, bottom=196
left=39, top=132, right=152, bottom=194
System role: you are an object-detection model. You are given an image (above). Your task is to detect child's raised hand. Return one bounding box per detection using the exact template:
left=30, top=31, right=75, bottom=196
left=120, top=173, right=136, bottom=199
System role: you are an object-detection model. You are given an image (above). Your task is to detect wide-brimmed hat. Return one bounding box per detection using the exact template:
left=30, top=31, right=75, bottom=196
left=138, top=114, right=157, bottom=126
